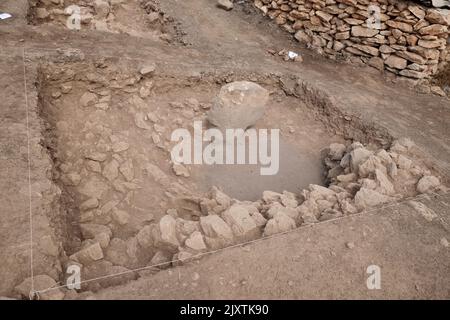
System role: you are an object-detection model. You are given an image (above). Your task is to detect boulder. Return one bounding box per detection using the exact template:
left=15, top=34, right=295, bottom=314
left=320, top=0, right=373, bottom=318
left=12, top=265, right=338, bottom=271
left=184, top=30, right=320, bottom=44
left=207, top=81, right=269, bottom=129
left=350, top=147, right=372, bottom=173
left=416, top=175, right=440, bottom=193
left=200, top=215, right=234, bottom=249
left=374, top=169, right=395, bottom=195
left=354, top=188, right=392, bottom=210
left=328, top=143, right=346, bottom=160
left=222, top=204, right=261, bottom=241
left=263, top=212, right=296, bottom=236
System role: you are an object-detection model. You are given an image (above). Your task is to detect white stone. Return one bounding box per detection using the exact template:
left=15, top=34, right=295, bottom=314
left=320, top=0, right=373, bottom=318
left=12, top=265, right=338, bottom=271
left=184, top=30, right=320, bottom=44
left=263, top=212, right=296, bottom=236
left=200, top=215, right=234, bottom=249
left=207, top=81, right=269, bottom=129
left=416, top=175, right=440, bottom=193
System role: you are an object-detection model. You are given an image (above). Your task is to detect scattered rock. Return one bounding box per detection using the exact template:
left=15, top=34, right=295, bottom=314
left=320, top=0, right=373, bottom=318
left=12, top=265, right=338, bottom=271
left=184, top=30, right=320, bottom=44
left=140, top=63, right=156, bottom=76
left=155, top=215, right=180, bottom=251
left=217, top=0, right=234, bottom=11
left=185, top=231, right=207, bottom=251
left=80, top=223, right=111, bottom=239
left=61, top=172, right=81, bottom=186
left=416, top=175, right=440, bottom=193
left=328, top=143, right=346, bottom=160
left=222, top=204, right=260, bottom=241
left=346, top=242, right=355, bottom=249
left=172, top=163, right=190, bottom=177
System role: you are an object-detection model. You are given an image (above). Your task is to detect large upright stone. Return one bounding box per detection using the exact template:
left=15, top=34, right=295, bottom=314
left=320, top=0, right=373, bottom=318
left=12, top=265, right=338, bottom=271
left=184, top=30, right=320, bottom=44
left=207, top=81, right=269, bottom=129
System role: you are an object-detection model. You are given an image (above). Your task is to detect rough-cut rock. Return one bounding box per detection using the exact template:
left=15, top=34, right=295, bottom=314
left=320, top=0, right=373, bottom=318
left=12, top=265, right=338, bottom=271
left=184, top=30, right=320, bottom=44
left=172, top=164, right=190, bottom=177
left=185, top=231, right=207, bottom=251
left=155, top=215, right=180, bottom=251
left=358, top=155, right=385, bottom=177
left=136, top=225, right=154, bottom=249
left=253, top=0, right=450, bottom=79
left=207, top=81, right=269, bottom=129
left=80, top=223, right=111, bottom=239
left=384, top=55, right=407, bottom=70
left=200, top=215, right=234, bottom=249
left=328, top=143, right=346, bottom=160
left=150, top=250, right=173, bottom=267
left=263, top=212, right=296, bottom=236
left=354, top=188, right=392, bottom=211
left=416, top=175, right=440, bottom=193
left=221, top=204, right=260, bottom=241
left=350, top=147, right=372, bottom=173
left=70, top=242, right=104, bottom=265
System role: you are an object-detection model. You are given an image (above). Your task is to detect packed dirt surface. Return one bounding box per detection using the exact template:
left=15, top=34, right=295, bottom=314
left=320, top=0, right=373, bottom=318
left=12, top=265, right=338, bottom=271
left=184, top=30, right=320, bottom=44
left=0, top=0, right=449, bottom=300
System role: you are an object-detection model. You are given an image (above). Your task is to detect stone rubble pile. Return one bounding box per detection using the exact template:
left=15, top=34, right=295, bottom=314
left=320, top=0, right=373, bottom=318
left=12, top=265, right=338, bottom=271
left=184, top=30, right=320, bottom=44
left=30, top=0, right=173, bottom=40
left=20, top=137, right=445, bottom=298
left=253, top=0, right=450, bottom=79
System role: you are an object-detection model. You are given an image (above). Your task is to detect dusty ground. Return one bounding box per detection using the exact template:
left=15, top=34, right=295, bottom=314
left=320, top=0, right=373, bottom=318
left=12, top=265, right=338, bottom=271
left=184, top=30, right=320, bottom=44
left=0, top=0, right=449, bottom=299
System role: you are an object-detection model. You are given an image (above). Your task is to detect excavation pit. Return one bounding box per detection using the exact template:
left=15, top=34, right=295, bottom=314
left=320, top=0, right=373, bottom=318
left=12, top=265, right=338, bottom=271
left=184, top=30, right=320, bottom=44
left=34, top=57, right=445, bottom=295
left=36, top=58, right=345, bottom=291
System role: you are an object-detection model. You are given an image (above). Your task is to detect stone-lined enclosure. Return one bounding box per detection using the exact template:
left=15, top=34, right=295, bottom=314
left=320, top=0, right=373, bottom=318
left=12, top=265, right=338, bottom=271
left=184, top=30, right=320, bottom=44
left=253, top=0, right=450, bottom=79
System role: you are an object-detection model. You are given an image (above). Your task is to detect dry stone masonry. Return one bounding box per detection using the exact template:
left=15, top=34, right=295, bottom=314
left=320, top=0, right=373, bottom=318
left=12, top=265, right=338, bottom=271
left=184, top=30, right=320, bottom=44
left=253, top=0, right=450, bottom=79
left=17, top=135, right=447, bottom=298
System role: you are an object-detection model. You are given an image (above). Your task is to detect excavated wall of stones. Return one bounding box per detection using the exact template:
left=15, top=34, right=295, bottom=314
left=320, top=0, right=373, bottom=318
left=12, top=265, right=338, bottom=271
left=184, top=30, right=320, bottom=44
left=253, top=0, right=450, bottom=79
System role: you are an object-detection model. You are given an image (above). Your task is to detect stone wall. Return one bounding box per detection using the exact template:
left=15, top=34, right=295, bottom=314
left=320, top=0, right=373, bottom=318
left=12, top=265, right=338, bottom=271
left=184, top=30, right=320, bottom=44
left=253, top=0, right=450, bottom=79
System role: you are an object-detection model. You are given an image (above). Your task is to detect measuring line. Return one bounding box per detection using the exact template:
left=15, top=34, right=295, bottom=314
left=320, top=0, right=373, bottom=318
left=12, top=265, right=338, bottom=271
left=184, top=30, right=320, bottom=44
left=22, top=47, right=35, bottom=297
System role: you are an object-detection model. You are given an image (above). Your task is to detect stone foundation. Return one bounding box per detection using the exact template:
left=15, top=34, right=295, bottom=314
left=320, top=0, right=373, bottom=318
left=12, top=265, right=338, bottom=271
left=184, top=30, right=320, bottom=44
left=253, top=0, right=450, bottom=79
